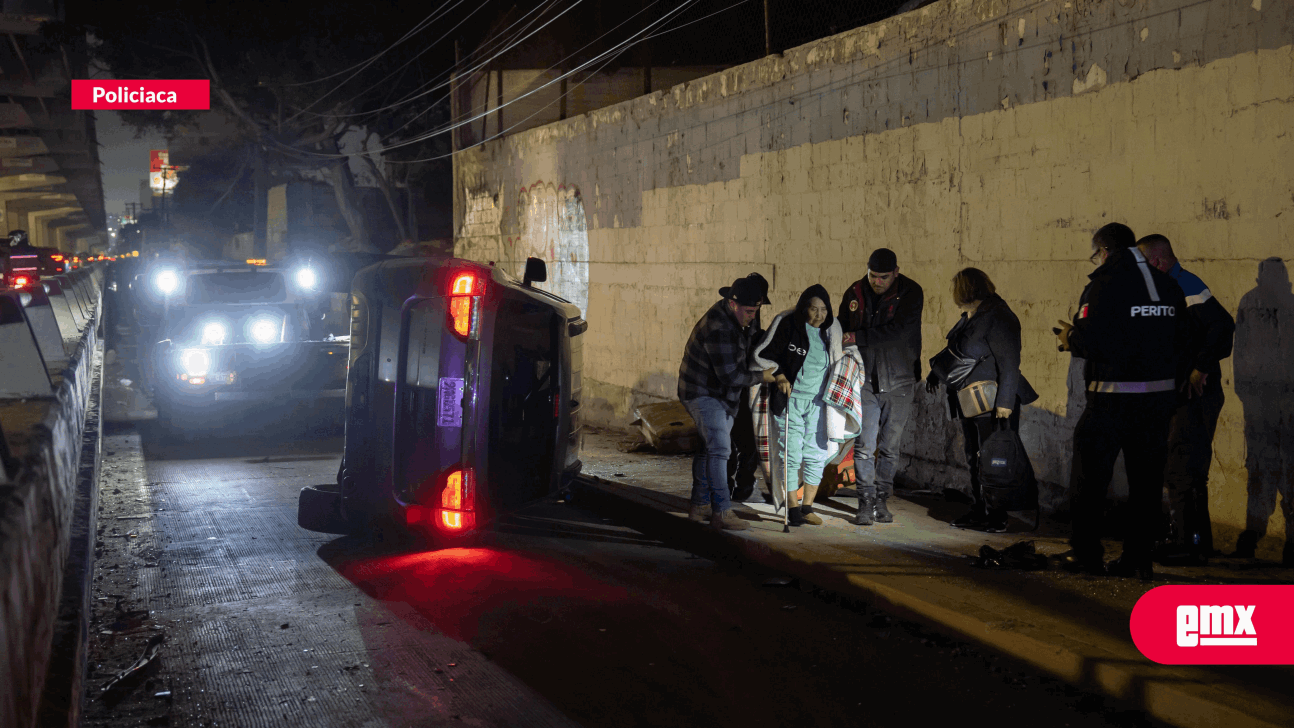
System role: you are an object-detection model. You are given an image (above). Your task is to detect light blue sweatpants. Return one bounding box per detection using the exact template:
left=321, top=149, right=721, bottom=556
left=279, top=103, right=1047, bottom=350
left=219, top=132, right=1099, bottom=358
left=773, top=395, right=833, bottom=491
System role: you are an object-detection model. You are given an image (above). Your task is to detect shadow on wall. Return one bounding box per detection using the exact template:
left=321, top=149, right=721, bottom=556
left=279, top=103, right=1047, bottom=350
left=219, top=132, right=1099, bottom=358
left=1234, top=257, right=1294, bottom=554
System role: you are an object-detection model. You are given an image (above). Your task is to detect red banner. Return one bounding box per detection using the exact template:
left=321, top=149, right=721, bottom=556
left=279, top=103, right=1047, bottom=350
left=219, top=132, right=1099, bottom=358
left=71, top=80, right=210, bottom=110
left=1130, top=585, right=1294, bottom=664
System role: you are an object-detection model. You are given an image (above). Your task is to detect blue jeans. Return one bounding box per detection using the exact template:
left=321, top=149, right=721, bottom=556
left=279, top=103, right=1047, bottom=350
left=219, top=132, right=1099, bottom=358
left=852, top=384, right=915, bottom=499
left=683, top=397, right=734, bottom=513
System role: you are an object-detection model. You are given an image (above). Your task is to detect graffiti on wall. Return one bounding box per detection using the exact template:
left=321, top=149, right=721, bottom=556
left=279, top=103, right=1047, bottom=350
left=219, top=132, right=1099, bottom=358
left=507, top=181, right=589, bottom=316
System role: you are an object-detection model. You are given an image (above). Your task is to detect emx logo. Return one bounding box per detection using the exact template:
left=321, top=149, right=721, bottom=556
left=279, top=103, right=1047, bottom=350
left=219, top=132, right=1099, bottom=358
left=1131, top=585, right=1294, bottom=664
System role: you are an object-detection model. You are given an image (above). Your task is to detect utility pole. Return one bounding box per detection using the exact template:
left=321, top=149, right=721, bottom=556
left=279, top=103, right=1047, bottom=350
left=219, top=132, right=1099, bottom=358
left=451, top=40, right=460, bottom=155
left=765, top=0, right=773, bottom=56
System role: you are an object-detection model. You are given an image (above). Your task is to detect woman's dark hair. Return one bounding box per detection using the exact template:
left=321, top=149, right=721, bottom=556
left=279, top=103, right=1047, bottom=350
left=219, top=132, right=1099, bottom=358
left=951, top=267, right=996, bottom=307
left=794, top=283, right=834, bottom=329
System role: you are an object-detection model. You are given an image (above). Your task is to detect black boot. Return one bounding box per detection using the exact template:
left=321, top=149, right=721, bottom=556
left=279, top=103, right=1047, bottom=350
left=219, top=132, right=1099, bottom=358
left=788, top=505, right=806, bottom=527
left=1232, top=530, right=1259, bottom=558
left=853, top=490, right=875, bottom=526
left=873, top=496, right=893, bottom=524
left=1107, top=554, right=1154, bottom=581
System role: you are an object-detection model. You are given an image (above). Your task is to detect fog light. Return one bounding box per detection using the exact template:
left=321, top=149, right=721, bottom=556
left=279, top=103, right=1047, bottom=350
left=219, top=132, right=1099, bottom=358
left=180, top=349, right=210, bottom=377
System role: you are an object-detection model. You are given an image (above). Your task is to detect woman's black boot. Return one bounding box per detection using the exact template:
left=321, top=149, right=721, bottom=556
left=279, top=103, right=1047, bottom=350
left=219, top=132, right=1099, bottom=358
left=788, top=505, right=806, bottom=527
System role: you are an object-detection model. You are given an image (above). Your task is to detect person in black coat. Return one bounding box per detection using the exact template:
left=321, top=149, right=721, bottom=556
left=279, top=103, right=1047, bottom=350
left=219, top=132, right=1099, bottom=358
left=926, top=268, right=1039, bottom=532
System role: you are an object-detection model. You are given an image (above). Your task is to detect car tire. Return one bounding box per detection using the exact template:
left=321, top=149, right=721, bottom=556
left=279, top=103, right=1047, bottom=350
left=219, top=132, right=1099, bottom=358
left=298, top=484, right=356, bottom=534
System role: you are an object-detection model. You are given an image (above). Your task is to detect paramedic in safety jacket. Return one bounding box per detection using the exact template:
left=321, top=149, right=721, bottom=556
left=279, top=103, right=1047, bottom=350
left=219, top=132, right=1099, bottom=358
left=1055, top=223, right=1190, bottom=579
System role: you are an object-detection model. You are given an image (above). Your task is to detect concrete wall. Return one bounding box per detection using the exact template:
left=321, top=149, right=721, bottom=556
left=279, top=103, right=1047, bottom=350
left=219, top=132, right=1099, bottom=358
left=454, top=0, right=1294, bottom=556
left=0, top=269, right=102, bottom=728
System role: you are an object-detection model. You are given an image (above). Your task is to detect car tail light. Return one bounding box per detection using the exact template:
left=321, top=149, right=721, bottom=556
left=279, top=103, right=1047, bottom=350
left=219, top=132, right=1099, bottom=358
left=447, top=272, right=480, bottom=339
left=51, top=254, right=63, bottom=261
left=437, top=468, right=475, bottom=532
left=407, top=467, right=476, bottom=534
left=14, top=275, right=29, bottom=287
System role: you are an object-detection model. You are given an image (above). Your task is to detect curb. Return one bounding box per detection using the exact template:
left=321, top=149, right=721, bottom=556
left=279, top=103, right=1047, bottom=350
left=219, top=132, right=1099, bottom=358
left=573, top=475, right=1291, bottom=728
left=37, top=343, right=104, bottom=727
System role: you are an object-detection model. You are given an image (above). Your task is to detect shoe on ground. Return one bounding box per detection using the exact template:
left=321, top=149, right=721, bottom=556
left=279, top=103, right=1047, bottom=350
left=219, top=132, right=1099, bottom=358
left=688, top=504, right=712, bottom=523
left=950, top=509, right=988, bottom=530
left=853, top=494, right=875, bottom=526
left=1232, top=530, right=1259, bottom=558
left=730, top=484, right=755, bottom=502
left=710, top=509, right=749, bottom=531
left=873, top=498, right=894, bottom=524
left=1154, top=547, right=1207, bottom=567
left=799, top=505, right=823, bottom=526
left=1107, top=554, right=1154, bottom=581
left=788, top=505, right=806, bottom=527
left=1057, top=550, right=1106, bottom=576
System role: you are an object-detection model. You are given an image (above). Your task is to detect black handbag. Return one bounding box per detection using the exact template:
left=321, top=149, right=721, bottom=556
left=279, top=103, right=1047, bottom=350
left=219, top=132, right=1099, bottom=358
left=929, top=317, right=986, bottom=389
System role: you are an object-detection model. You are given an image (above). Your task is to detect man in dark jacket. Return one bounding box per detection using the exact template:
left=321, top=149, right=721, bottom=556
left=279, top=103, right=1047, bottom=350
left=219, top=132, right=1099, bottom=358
left=1137, top=234, right=1235, bottom=564
left=838, top=248, right=924, bottom=525
left=724, top=273, right=770, bottom=502
left=679, top=277, right=777, bottom=530
left=1056, top=223, right=1191, bottom=578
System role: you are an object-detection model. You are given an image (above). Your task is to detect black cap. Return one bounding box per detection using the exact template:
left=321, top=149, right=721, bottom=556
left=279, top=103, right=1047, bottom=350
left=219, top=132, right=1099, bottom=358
left=867, top=248, right=898, bottom=273
left=720, top=276, right=768, bottom=306
left=743, top=272, right=771, bottom=305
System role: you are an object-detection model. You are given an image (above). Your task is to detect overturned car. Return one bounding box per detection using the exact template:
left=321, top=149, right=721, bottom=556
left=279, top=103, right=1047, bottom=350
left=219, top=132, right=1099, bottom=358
left=298, top=256, right=586, bottom=546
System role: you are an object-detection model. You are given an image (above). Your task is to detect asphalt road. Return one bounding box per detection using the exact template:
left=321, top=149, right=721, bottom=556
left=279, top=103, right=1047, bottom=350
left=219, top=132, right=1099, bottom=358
left=78, top=412, right=1166, bottom=728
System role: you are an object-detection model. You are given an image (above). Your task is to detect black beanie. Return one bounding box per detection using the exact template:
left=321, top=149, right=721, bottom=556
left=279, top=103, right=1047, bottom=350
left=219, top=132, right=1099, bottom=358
left=867, top=248, right=898, bottom=272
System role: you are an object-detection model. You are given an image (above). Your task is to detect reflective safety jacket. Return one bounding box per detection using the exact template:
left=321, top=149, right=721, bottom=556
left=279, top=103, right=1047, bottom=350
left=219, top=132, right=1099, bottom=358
left=1167, top=262, right=1235, bottom=389
left=1067, top=247, right=1191, bottom=393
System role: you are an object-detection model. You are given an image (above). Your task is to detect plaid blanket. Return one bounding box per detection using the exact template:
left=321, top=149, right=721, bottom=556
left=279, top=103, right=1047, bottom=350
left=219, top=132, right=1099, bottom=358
left=751, top=346, right=865, bottom=512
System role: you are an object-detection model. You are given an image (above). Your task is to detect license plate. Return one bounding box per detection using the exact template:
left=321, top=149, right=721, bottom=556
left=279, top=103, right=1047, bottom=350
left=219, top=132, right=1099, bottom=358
left=437, top=377, right=464, bottom=428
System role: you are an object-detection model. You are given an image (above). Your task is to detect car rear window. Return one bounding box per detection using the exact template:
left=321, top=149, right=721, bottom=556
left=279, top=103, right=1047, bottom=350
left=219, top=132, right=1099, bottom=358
left=488, top=297, right=560, bottom=510
left=186, top=272, right=287, bottom=304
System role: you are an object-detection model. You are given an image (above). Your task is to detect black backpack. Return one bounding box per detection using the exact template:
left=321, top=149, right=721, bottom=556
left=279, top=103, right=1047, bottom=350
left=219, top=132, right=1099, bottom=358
left=978, top=420, right=1040, bottom=529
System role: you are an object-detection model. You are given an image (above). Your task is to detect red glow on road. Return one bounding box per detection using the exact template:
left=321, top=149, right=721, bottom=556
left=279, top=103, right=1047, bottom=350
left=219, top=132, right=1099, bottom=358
left=335, top=547, right=629, bottom=643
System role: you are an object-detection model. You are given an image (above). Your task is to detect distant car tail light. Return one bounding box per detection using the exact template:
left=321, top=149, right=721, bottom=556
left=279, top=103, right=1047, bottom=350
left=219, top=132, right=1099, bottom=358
left=14, top=275, right=30, bottom=287
left=447, top=272, right=481, bottom=339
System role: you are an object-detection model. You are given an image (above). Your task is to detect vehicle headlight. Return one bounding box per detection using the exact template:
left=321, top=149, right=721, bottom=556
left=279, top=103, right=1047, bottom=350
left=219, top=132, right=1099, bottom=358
left=250, top=317, right=280, bottom=344
left=295, top=267, right=317, bottom=290
left=180, top=349, right=211, bottom=377
left=201, top=321, right=227, bottom=345
left=154, top=270, right=178, bottom=294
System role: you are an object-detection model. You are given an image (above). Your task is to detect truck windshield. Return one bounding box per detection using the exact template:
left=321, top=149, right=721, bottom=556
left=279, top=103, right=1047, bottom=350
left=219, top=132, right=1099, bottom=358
left=186, top=272, right=287, bottom=304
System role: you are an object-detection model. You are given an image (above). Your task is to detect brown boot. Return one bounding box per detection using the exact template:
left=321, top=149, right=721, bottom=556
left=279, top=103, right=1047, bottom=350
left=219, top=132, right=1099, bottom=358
left=710, top=509, right=750, bottom=531
left=799, top=504, right=823, bottom=525
left=688, top=504, right=712, bottom=522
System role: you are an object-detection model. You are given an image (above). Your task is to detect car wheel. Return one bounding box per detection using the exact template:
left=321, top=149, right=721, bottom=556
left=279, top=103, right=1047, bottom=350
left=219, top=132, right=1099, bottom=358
left=298, top=484, right=356, bottom=534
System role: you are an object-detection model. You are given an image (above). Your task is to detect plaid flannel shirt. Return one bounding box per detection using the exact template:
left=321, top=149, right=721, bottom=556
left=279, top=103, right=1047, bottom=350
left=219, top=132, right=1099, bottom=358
left=677, top=299, right=762, bottom=415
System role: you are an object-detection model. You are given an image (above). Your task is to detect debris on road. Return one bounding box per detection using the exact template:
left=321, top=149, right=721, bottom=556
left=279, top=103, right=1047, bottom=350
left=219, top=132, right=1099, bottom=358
left=100, top=633, right=165, bottom=703
left=971, top=540, right=1048, bottom=570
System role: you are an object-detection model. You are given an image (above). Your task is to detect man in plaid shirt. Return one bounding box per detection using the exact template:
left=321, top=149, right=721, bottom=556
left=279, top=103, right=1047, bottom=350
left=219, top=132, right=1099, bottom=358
left=679, top=276, right=778, bottom=530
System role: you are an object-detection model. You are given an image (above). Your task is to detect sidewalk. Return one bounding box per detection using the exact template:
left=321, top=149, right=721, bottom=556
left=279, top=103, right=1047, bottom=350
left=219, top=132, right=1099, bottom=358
left=576, top=427, right=1294, bottom=728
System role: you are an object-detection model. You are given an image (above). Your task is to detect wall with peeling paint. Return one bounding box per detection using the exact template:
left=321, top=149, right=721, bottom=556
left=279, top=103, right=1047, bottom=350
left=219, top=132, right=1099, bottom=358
left=454, top=0, right=1294, bottom=557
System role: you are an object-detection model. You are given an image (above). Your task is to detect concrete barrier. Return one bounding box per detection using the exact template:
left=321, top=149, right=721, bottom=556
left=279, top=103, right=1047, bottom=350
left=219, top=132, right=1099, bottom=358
left=0, top=265, right=103, bottom=728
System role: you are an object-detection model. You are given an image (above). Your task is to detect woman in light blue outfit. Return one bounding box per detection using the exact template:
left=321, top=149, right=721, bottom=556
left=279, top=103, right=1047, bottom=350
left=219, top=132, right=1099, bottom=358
left=751, top=284, right=844, bottom=526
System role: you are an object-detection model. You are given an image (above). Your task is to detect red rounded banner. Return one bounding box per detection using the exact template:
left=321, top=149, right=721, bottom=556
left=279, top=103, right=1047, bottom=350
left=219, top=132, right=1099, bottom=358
left=1130, top=585, right=1294, bottom=664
